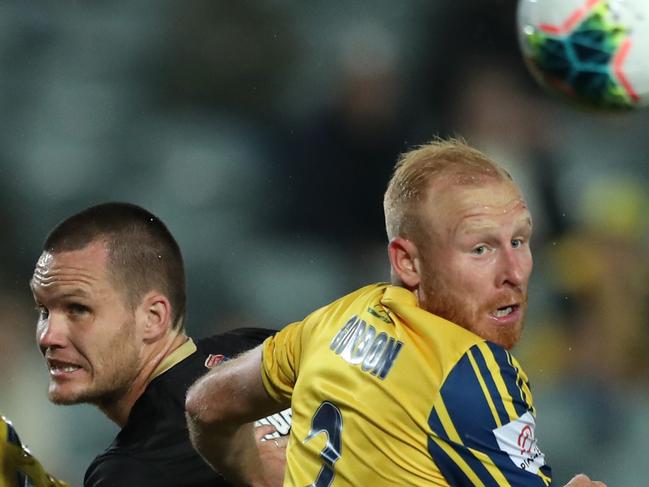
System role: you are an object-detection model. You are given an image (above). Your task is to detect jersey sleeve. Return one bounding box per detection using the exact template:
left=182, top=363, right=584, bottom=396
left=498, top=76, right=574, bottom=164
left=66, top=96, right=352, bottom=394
left=261, top=320, right=304, bottom=402
left=1, top=415, right=71, bottom=487
left=426, top=342, right=553, bottom=487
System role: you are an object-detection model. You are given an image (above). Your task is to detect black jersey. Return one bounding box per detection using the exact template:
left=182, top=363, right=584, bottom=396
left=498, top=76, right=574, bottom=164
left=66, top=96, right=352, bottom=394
left=84, top=328, right=282, bottom=487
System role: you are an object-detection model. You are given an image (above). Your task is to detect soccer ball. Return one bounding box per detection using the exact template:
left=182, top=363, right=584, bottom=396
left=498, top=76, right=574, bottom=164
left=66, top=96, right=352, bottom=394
left=517, top=0, right=649, bottom=110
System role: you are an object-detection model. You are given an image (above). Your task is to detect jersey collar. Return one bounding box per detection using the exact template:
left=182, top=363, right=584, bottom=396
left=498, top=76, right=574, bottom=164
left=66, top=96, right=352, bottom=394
left=150, top=337, right=197, bottom=381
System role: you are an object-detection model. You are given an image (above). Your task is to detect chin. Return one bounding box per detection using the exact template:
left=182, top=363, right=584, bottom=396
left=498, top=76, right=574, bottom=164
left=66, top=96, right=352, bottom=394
left=494, top=337, right=518, bottom=350
left=48, top=391, right=83, bottom=405
left=48, top=384, right=93, bottom=405
left=488, top=326, right=523, bottom=350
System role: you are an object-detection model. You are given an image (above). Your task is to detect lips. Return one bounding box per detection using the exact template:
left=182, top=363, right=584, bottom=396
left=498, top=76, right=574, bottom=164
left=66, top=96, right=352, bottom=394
left=492, top=305, right=517, bottom=317
left=47, top=358, right=83, bottom=377
left=489, top=304, right=520, bottom=322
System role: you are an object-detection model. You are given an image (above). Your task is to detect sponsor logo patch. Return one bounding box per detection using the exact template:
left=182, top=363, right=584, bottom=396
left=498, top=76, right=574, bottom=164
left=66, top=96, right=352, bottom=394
left=204, top=354, right=226, bottom=368
left=493, top=411, right=546, bottom=473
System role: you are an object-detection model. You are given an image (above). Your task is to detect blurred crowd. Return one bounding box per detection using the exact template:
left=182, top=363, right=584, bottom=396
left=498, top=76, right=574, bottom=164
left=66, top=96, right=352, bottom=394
left=0, top=1, right=648, bottom=485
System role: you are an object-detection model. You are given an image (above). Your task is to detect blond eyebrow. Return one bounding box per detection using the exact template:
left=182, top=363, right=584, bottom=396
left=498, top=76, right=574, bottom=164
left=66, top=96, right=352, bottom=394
left=514, top=215, right=533, bottom=232
left=458, top=213, right=533, bottom=236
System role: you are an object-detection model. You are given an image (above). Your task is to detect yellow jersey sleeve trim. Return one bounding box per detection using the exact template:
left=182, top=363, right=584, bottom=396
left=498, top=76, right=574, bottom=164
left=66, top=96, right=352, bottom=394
left=430, top=436, right=486, bottom=487
left=477, top=342, right=518, bottom=421
left=467, top=447, right=512, bottom=487
left=467, top=349, right=503, bottom=428
left=510, top=353, right=536, bottom=415
left=433, top=396, right=463, bottom=445
left=538, top=468, right=552, bottom=485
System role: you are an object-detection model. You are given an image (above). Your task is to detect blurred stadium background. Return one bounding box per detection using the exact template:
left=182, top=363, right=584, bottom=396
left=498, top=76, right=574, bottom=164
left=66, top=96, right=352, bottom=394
left=1, top=0, right=648, bottom=485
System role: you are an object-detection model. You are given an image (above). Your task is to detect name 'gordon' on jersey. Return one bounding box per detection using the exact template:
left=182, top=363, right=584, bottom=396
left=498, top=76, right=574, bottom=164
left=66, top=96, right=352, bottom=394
left=329, top=315, right=403, bottom=379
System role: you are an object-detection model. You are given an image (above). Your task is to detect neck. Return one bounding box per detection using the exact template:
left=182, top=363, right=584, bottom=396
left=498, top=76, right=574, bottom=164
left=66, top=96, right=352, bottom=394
left=99, top=330, right=189, bottom=427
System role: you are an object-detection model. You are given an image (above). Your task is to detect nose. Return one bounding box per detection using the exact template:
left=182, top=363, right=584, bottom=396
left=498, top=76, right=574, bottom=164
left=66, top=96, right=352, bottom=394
left=497, top=247, right=530, bottom=289
left=37, top=313, right=67, bottom=351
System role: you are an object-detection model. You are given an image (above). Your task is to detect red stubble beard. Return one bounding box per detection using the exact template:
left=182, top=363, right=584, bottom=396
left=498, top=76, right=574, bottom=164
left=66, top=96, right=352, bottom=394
left=418, top=270, right=527, bottom=350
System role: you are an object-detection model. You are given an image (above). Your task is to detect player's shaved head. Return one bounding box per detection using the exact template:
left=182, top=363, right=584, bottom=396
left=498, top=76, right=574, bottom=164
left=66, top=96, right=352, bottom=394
left=42, top=202, right=186, bottom=330
left=383, top=137, right=513, bottom=248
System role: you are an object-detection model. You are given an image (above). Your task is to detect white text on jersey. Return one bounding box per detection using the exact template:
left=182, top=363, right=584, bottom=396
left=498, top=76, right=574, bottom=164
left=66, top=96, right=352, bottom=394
left=329, top=315, right=403, bottom=380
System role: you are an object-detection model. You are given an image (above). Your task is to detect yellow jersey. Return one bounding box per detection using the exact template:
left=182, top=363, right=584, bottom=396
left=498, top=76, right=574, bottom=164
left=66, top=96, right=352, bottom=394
left=0, top=415, right=70, bottom=487
left=261, top=284, right=552, bottom=486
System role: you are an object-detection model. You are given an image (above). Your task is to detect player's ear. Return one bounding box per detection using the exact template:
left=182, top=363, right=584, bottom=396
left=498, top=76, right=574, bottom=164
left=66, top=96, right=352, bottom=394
left=138, top=292, right=172, bottom=342
left=388, top=237, right=421, bottom=289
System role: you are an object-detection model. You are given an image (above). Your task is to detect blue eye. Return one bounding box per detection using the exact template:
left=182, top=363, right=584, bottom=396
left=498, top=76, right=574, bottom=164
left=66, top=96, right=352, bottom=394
left=472, top=245, right=487, bottom=256
left=511, top=239, right=523, bottom=248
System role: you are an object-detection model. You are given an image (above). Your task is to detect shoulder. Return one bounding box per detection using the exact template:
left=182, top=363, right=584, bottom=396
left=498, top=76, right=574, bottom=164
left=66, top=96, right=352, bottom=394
left=432, top=341, right=533, bottom=439
left=84, top=454, right=155, bottom=487
left=197, top=327, right=277, bottom=356
left=298, top=283, right=390, bottom=332
left=428, top=342, right=552, bottom=485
